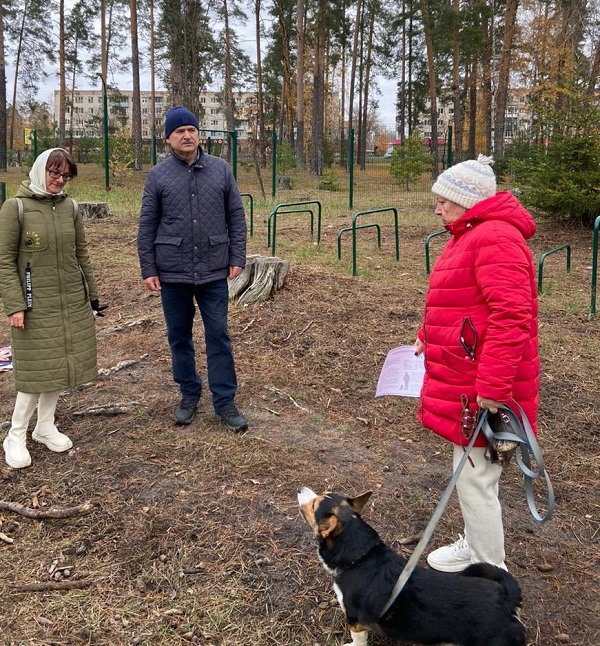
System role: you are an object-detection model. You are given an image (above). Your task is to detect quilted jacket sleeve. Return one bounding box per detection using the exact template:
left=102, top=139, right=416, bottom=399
left=138, top=171, right=161, bottom=279
left=473, top=226, right=534, bottom=402
left=224, top=165, right=247, bottom=268
left=73, top=201, right=98, bottom=301
left=0, top=199, right=27, bottom=315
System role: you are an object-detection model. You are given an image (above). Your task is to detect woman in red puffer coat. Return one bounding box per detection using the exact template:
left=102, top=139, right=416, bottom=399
left=415, top=155, right=539, bottom=573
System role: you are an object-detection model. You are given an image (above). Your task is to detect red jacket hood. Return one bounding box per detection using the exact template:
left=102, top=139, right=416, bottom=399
left=446, top=191, right=536, bottom=240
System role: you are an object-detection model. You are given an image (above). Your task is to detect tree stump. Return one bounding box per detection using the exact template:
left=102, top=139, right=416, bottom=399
left=78, top=202, right=111, bottom=220
left=276, top=176, right=293, bottom=190
left=229, top=255, right=289, bottom=306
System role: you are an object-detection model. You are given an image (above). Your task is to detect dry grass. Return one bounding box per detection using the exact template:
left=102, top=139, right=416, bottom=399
left=0, top=165, right=599, bottom=645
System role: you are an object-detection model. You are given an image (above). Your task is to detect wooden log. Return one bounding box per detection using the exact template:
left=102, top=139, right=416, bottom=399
left=228, top=255, right=258, bottom=300
left=78, top=202, right=111, bottom=220
left=0, top=500, right=92, bottom=519
left=236, top=256, right=289, bottom=307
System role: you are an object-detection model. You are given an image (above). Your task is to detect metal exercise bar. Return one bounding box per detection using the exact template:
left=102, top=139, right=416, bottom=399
left=267, top=200, right=322, bottom=256
left=350, top=207, right=399, bottom=276
left=240, top=193, right=254, bottom=237
left=424, top=230, right=448, bottom=274
left=538, top=243, right=571, bottom=294
left=337, top=223, right=381, bottom=261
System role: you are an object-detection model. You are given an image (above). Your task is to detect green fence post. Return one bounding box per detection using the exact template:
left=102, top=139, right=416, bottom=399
left=447, top=125, right=453, bottom=168
left=1, top=182, right=5, bottom=206
left=32, top=130, right=38, bottom=159
left=271, top=130, right=277, bottom=198
left=349, top=128, right=354, bottom=210
left=591, top=215, right=600, bottom=317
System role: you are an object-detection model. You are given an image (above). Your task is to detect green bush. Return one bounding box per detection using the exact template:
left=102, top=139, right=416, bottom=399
left=508, top=132, right=600, bottom=226
left=389, top=132, right=432, bottom=190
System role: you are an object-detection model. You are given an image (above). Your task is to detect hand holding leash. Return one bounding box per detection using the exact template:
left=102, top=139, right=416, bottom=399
left=90, top=299, right=108, bottom=317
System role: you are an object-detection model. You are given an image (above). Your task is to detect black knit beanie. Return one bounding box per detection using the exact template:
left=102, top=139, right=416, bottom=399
left=164, top=106, right=199, bottom=139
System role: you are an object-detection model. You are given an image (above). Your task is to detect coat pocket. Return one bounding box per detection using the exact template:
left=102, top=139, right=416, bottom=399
left=155, top=235, right=183, bottom=273
left=208, top=234, right=230, bottom=271
left=438, top=347, right=478, bottom=385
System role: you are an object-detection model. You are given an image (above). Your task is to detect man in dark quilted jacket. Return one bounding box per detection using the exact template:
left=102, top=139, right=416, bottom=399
left=138, top=106, right=248, bottom=431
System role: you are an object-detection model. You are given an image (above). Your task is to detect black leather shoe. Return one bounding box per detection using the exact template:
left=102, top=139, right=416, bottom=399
left=216, top=406, right=248, bottom=432
left=174, top=398, right=199, bottom=425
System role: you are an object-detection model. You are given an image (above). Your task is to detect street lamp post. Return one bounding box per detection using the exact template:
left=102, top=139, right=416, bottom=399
left=97, top=73, right=110, bottom=191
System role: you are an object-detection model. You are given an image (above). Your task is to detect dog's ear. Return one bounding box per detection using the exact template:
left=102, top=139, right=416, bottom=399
left=348, top=491, right=372, bottom=514
left=318, top=515, right=340, bottom=539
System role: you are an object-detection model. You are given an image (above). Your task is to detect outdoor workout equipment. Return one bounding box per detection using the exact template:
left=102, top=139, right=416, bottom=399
left=267, top=200, right=322, bottom=256
left=338, top=207, right=399, bottom=276
left=240, top=193, right=254, bottom=237
left=538, top=244, right=571, bottom=294
left=424, top=229, right=448, bottom=274
left=338, top=223, right=382, bottom=260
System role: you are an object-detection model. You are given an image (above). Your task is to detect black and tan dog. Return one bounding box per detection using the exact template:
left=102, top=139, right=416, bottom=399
left=297, top=487, right=525, bottom=646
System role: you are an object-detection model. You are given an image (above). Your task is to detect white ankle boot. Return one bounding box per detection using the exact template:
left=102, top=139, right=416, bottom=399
left=3, top=392, right=39, bottom=469
left=32, top=391, right=72, bottom=452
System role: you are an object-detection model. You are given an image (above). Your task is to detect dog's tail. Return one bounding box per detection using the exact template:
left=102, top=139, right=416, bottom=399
left=461, top=563, right=522, bottom=611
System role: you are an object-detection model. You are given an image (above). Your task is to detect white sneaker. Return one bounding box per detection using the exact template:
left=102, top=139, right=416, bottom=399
left=32, top=425, right=73, bottom=452
left=427, top=535, right=472, bottom=572
left=3, top=434, right=32, bottom=469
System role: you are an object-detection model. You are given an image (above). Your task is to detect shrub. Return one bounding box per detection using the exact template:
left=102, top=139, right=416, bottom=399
left=508, top=132, right=600, bottom=227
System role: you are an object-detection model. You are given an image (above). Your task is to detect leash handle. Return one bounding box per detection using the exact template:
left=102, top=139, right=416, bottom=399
left=486, top=403, right=555, bottom=523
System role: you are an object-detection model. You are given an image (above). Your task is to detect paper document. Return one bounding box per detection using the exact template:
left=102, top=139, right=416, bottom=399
left=376, top=345, right=425, bottom=398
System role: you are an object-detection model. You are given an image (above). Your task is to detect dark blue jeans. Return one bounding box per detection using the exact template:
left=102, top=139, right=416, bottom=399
left=160, top=279, right=237, bottom=412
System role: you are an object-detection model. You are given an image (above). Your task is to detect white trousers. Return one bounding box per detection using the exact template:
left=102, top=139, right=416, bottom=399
left=453, top=444, right=505, bottom=568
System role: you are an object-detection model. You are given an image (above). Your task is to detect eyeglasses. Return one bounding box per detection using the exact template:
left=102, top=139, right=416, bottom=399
left=47, top=169, right=73, bottom=182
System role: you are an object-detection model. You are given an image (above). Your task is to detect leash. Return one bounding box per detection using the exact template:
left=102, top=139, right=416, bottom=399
left=379, top=404, right=554, bottom=619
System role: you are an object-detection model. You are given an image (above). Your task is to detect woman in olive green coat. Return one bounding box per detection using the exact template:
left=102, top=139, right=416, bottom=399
left=0, top=148, right=104, bottom=469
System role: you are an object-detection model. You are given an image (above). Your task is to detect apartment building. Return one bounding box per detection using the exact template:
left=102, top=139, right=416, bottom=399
left=53, top=89, right=255, bottom=140
left=416, top=88, right=532, bottom=143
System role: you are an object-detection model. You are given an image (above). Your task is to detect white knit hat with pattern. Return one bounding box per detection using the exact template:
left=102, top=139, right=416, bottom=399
left=431, top=154, right=496, bottom=209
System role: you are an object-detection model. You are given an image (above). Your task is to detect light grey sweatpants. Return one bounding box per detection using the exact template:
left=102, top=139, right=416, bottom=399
left=453, top=444, right=506, bottom=568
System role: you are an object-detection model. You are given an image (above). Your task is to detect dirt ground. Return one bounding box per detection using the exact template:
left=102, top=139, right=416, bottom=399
left=0, top=205, right=599, bottom=646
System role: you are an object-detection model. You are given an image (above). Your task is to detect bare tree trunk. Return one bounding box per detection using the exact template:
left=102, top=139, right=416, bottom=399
left=399, top=0, right=406, bottom=140
left=420, top=0, right=438, bottom=177
left=359, top=0, right=376, bottom=170
left=0, top=0, right=7, bottom=171
left=9, top=0, right=28, bottom=152
left=588, top=39, right=600, bottom=96
left=69, top=34, right=78, bottom=151
left=451, top=0, right=463, bottom=162
left=149, top=0, right=156, bottom=147
left=481, top=20, right=492, bottom=155
left=310, top=0, right=326, bottom=175
left=222, top=0, right=236, bottom=136
left=347, top=0, right=363, bottom=166
left=254, top=0, right=266, bottom=165
left=130, top=0, right=143, bottom=169
left=356, top=12, right=365, bottom=167
left=59, top=0, right=66, bottom=147
left=493, top=0, right=518, bottom=159
left=295, top=0, right=305, bottom=167
left=273, top=0, right=293, bottom=142
left=467, top=54, right=477, bottom=157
